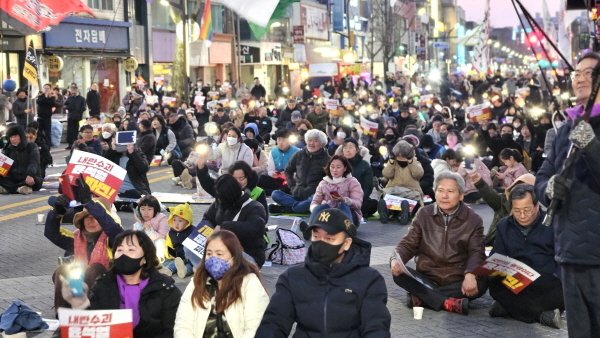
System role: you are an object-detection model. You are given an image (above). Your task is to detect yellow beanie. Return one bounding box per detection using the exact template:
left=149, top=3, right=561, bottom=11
left=168, top=203, right=193, bottom=228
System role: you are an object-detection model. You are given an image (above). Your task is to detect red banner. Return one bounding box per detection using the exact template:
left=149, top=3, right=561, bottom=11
left=0, top=0, right=94, bottom=34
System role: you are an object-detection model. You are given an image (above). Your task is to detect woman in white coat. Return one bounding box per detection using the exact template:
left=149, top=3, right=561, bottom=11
left=174, top=230, right=269, bottom=338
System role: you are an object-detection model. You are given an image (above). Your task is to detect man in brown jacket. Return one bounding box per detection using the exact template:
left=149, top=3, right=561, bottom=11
left=390, top=171, right=487, bottom=315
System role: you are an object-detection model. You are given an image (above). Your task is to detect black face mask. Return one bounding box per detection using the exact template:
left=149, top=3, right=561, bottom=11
left=112, top=255, right=144, bottom=275
left=113, top=120, right=121, bottom=128
left=384, top=134, right=396, bottom=142
left=397, top=161, right=409, bottom=168
left=501, top=134, right=513, bottom=141
left=311, top=241, right=344, bottom=265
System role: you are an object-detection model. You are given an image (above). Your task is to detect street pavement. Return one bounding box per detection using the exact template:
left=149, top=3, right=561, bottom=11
left=0, top=147, right=568, bottom=337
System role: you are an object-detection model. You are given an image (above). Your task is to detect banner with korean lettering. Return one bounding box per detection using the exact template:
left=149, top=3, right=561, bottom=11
left=473, top=253, right=540, bottom=294
left=0, top=153, right=14, bottom=177
left=58, top=308, right=132, bottom=338
left=0, top=0, right=94, bottom=34
left=183, top=224, right=215, bottom=259
left=466, top=103, right=492, bottom=123
left=65, top=150, right=127, bottom=203
left=23, top=40, right=38, bottom=85
left=360, top=116, right=378, bottom=136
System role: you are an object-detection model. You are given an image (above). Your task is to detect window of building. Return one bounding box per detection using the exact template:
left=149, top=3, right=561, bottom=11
left=88, top=0, right=114, bottom=11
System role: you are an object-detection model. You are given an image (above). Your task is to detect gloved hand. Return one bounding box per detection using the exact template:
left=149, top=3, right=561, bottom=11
left=545, top=174, right=569, bottom=201
left=76, top=174, right=93, bottom=204
left=53, top=194, right=70, bottom=216
left=569, top=120, right=596, bottom=149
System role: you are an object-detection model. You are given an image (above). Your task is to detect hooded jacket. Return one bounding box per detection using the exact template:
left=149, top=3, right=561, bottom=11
left=285, top=148, right=331, bottom=200
left=382, top=158, right=424, bottom=195
left=165, top=203, right=194, bottom=260
left=202, top=193, right=267, bottom=267
left=213, top=141, right=254, bottom=175
left=1, top=125, right=42, bottom=192
left=256, top=237, right=391, bottom=337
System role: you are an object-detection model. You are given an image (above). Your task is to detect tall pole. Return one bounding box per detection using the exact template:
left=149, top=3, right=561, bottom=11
left=346, top=0, right=351, bottom=50
left=182, top=0, right=190, bottom=102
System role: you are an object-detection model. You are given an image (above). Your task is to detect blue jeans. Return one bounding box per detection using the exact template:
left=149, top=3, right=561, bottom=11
left=271, top=190, right=313, bottom=213
left=163, top=258, right=193, bottom=276
left=309, top=203, right=353, bottom=225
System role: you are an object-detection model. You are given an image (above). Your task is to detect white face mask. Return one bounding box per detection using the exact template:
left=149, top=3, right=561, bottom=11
left=555, top=121, right=565, bottom=129
left=337, top=132, right=347, bottom=139
left=227, top=136, right=238, bottom=146
left=102, top=132, right=112, bottom=139
left=370, top=114, right=379, bottom=120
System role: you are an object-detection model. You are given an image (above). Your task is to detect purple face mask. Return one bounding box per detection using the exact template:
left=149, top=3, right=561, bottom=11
left=204, top=256, right=231, bottom=280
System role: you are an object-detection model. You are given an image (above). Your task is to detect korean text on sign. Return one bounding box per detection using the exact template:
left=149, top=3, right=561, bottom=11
left=66, top=150, right=127, bottom=203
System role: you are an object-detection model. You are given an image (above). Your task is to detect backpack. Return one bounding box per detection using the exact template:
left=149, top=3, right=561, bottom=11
left=267, top=228, right=306, bottom=265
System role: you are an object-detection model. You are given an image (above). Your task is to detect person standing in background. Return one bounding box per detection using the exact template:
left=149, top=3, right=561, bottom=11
left=86, top=83, right=101, bottom=118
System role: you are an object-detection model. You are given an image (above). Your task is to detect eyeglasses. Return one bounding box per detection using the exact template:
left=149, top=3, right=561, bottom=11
left=570, top=68, right=594, bottom=81
left=234, top=176, right=246, bottom=181
left=512, top=207, right=534, bottom=216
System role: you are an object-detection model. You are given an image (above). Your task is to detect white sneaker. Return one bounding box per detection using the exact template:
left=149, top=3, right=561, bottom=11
left=174, top=257, right=188, bottom=279
left=158, top=267, right=172, bottom=277
left=0, top=185, right=8, bottom=194
left=17, top=186, right=32, bottom=195
left=171, top=177, right=181, bottom=185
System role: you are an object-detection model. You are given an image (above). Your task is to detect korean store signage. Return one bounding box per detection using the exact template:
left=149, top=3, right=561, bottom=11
left=44, top=18, right=129, bottom=51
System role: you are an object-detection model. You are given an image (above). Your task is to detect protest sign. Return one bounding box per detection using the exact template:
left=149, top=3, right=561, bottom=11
left=58, top=308, right=132, bottom=338
left=473, top=253, right=540, bottom=294
left=162, top=96, right=177, bottom=107
left=383, top=194, right=418, bottom=213
left=182, top=225, right=215, bottom=259
left=64, top=150, right=127, bottom=203
left=194, top=95, right=205, bottom=106
left=324, top=99, right=339, bottom=110
left=0, top=153, right=14, bottom=177
left=360, top=116, right=379, bottom=136
left=342, top=98, right=355, bottom=107
left=394, top=251, right=435, bottom=289
left=465, top=103, right=493, bottom=123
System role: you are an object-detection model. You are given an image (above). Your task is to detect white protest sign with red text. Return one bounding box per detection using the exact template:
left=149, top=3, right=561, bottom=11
left=58, top=308, right=133, bottom=338
left=66, top=150, right=127, bottom=203
left=0, top=153, right=14, bottom=177
left=360, top=116, right=379, bottom=136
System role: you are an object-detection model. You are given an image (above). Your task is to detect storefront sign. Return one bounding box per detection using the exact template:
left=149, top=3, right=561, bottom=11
left=44, top=18, right=129, bottom=51
left=0, top=36, right=25, bottom=51
left=293, top=26, right=305, bottom=44
left=332, top=0, right=345, bottom=32
left=240, top=45, right=261, bottom=64
left=47, top=55, right=64, bottom=72
left=301, top=4, right=329, bottom=41
left=308, top=63, right=338, bottom=77
left=123, top=57, right=139, bottom=73
left=293, top=44, right=306, bottom=63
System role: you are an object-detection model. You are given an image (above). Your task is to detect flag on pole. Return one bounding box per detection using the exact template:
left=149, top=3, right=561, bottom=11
left=198, top=0, right=213, bottom=41
left=248, top=0, right=299, bottom=39
left=213, top=0, right=279, bottom=27
left=471, top=0, right=490, bottom=73
left=0, top=0, right=94, bottom=34
left=23, top=40, right=38, bottom=86
left=558, top=0, right=573, bottom=65
left=456, top=23, right=485, bottom=46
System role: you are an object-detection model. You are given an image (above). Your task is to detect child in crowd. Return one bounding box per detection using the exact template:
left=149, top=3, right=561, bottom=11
left=163, top=203, right=195, bottom=278
left=132, top=195, right=169, bottom=261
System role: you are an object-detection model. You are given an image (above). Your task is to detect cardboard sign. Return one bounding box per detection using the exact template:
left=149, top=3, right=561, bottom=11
left=342, top=98, right=355, bottom=107
left=360, top=116, right=379, bottom=136
left=58, top=308, right=133, bottom=338
left=325, top=99, right=339, bottom=110
left=419, top=94, right=433, bottom=105
left=473, top=253, right=541, bottom=294
left=182, top=225, right=215, bottom=259
left=383, top=194, right=418, bottom=213
left=65, top=150, right=127, bottom=203
left=465, top=103, right=492, bottom=123
left=0, top=153, right=14, bottom=177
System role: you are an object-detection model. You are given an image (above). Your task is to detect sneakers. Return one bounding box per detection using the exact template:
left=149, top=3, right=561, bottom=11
left=377, top=199, right=389, bottom=224
left=488, top=301, right=510, bottom=318
left=17, top=186, right=32, bottom=195
left=158, top=266, right=173, bottom=277
left=0, top=185, right=8, bottom=194
left=539, top=309, right=562, bottom=329
left=171, top=177, right=181, bottom=186
left=174, top=257, right=188, bottom=279
left=406, top=293, right=423, bottom=309
left=180, top=169, right=194, bottom=190
left=443, top=297, right=469, bottom=315
left=399, top=200, right=410, bottom=225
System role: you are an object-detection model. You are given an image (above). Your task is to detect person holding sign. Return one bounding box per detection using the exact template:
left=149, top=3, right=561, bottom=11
left=487, top=185, right=564, bottom=328
left=0, top=125, right=42, bottom=194
left=390, top=172, right=487, bottom=315
left=61, top=230, right=182, bottom=338
left=174, top=230, right=269, bottom=337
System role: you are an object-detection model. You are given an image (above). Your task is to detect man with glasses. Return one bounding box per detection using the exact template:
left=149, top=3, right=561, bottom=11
left=488, top=184, right=564, bottom=329
left=535, top=52, right=600, bottom=337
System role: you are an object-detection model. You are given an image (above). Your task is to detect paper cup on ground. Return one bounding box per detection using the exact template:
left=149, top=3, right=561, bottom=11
left=413, top=306, right=424, bottom=320
left=37, top=214, right=45, bottom=223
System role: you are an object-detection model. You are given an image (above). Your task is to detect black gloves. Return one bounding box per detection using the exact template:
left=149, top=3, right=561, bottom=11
left=54, top=194, right=70, bottom=216
left=76, top=174, right=93, bottom=204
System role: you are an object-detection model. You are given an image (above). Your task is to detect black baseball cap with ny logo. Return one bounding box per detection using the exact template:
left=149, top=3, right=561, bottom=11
left=307, top=208, right=357, bottom=238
